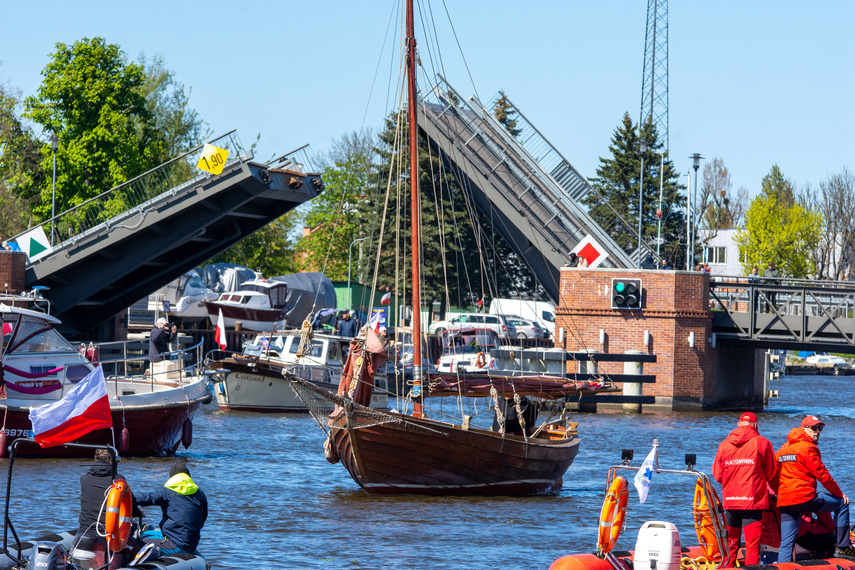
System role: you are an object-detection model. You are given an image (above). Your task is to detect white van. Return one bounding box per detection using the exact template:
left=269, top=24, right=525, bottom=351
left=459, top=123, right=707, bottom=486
left=489, top=298, right=555, bottom=337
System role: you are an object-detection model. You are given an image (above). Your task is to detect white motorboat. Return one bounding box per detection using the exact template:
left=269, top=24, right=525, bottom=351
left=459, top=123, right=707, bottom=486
left=203, top=279, right=288, bottom=331
left=0, top=294, right=211, bottom=457
left=209, top=331, right=388, bottom=412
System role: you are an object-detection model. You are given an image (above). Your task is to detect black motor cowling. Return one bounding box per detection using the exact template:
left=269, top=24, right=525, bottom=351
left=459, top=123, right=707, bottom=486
left=28, top=541, right=67, bottom=570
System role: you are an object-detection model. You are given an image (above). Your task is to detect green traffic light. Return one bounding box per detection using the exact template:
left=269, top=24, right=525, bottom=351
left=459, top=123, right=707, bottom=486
left=615, top=282, right=625, bottom=293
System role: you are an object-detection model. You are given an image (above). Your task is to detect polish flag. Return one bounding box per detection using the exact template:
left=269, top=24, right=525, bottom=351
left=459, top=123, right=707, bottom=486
left=380, top=291, right=392, bottom=306
left=28, top=365, right=112, bottom=448
left=215, top=308, right=227, bottom=351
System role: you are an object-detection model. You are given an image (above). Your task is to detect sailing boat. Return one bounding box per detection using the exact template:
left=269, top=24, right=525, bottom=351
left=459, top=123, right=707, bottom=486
left=286, top=0, right=603, bottom=496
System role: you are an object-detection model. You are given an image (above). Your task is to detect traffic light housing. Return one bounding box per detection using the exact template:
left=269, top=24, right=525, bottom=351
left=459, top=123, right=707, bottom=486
left=611, top=278, right=642, bottom=310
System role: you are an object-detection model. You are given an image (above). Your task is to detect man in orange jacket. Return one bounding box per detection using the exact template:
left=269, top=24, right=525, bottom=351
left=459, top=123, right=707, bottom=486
left=775, top=415, right=854, bottom=562
left=713, top=412, right=777, bottom=566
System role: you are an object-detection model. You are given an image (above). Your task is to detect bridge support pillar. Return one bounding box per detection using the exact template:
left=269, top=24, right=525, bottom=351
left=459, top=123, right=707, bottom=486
left=557, top=267, right=762, bottom=411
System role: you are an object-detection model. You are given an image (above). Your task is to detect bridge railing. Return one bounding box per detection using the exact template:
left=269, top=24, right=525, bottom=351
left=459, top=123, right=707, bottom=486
left=11, top=131, right=247, bottom=260
left=709, top=274, right=855, bottom=346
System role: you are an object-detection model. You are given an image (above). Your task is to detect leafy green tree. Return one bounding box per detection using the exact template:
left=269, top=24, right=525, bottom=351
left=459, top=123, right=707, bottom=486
left=735, top=193, right=822, bottom=278
left=0, top=83, right=43, bottom=238
left=584, top=113, right=686, bottom=267
left=24, top=38, right=153, bottom=219
left=492, top=91, right=522, bottom=137
left=294, top=130, right=377, bottom=279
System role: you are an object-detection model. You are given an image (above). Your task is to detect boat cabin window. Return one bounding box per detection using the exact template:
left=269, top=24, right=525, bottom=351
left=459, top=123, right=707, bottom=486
left=6, top=315, right=78, bottom=355
left=542, top=311, right=555, bottom=323
left=484, top=316, right=499, bottom=324
left=328, top=341, right=340, bottom=361
left=267, top=284, right=287, bottom=309
left=289, top=339, right=324, bottom=358
left=240, top=296, right=251, bottom=304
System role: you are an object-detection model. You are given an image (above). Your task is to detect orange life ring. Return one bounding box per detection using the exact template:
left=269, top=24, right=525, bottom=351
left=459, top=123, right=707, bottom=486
left=597, top=476, right=628, bottom=554
left=693, top=476, right=723, bottom=562
left=104, top=478, right=133, bottom=552
left=475, top=352, right=486, bottom=368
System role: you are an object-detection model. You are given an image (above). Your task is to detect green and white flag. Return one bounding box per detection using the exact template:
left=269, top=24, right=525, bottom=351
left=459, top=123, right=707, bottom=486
left=16, top=227, right=53, bottom=262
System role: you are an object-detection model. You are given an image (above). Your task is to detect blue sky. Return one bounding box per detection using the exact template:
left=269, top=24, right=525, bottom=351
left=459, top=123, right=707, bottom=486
left=1, top=1, right=852, bottom=200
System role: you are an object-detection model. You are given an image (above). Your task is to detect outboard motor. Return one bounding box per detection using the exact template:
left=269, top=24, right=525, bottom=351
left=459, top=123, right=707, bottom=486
left=633, top=521, right=681, bottom=569
left=29, top=541, right=67, bottom=570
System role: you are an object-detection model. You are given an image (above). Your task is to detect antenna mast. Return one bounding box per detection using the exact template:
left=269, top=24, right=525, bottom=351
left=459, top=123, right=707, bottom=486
left=639, top=0, right=669, bottom=152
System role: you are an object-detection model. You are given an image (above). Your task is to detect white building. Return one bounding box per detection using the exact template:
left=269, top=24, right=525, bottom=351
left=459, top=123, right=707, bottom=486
left=700, top=228, right=743, bottom=276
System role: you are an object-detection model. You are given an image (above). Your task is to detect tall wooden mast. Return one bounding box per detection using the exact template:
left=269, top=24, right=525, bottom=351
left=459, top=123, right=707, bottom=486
left=405, top=0, right=423, bottom=416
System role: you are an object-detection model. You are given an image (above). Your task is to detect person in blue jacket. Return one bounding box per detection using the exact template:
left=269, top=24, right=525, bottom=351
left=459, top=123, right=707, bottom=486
left=134, top=463, right=208, bottom=559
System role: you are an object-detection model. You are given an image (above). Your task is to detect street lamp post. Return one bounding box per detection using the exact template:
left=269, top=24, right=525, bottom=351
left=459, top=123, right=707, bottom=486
left=347, top=237, right=368, bottom=310
left=689, top=153, right=704, bottom=269
left=49, top=132, right=58, bottom=246
left=637, top=139, right=648, bottom=268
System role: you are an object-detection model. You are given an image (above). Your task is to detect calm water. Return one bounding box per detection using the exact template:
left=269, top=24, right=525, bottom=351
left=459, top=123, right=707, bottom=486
left=5, top=373, right=854, bottom=569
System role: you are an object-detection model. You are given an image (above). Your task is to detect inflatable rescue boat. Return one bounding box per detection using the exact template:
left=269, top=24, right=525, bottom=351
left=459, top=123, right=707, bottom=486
left=0, top=439, right=209, bottom=570
left=550, top=442, right=855, bottom=570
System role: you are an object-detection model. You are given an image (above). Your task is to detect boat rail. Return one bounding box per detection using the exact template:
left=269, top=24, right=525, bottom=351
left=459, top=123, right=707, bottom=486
left=94, top=337, right=205, bottom=393
left=600, top=444, right=729, bottom=569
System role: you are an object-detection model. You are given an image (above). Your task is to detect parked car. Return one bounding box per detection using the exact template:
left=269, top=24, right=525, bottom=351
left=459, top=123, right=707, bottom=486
left=428, top=312, right=517, bottom=340
left=503, top=315, right=548, bottom=339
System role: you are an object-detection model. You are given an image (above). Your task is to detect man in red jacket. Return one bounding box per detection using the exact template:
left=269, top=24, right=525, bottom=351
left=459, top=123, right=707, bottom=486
left=713, top=411, right=777, bottom=566
left=775, top=415, right=854, bottom=562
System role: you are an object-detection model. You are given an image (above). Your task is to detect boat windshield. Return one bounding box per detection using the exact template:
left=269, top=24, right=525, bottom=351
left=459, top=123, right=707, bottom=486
left=289, top=339, right=324, bottom=359
left=442, top=330, right=497, bottom=354
left=4, top=315, right=78, bottom=355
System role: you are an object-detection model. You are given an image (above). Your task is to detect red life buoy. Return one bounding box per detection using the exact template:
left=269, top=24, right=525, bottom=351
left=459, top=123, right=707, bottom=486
left=475, top=352, right=486, bottom=368
left=104, top=478, right=133, bottom=552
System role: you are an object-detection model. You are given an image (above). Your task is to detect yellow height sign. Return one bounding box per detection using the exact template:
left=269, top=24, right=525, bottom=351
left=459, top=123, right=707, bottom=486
left=197, top=143, right=230, bottom=175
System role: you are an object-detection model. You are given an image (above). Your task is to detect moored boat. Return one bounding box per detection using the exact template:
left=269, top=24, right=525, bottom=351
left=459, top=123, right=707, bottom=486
left=0, top=296, right=210, bottom=457
left=209, top=331, right=388, bottom=412
left=203, top=279, right=288, bottom=332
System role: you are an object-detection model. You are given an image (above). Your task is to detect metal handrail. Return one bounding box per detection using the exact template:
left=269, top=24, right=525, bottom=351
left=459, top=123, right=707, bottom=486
left=10, top=131, right=246, bottom=258
left=95, top=337, right=205, bottom=394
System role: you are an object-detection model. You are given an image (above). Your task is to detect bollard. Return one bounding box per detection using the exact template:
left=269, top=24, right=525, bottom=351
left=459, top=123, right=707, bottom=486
left=577, top=350, right=598, bottom=413
left=623, top=350, right=644, bottom=413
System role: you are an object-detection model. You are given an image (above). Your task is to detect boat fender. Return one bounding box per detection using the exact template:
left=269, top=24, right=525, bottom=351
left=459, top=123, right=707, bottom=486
left=324, top=437, right=340, bottom=464
left=0, top=431, right=7, bottom=458
left=693, top=477, right=723, bottom=562
left=181, top=419, right=193, bottom=449
left=475, top=352, right=486, bottom=368
left=597, top=476, right=628, bottom=555
left=120, top=428, right=130, bottom=455
left=104, top=478, right=133, bottom=552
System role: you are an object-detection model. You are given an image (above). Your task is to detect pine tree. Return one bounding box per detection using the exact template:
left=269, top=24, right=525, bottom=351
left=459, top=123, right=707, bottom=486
left=583, top=113, right=686, bottom=267
left=492, top=92, right=522, bottom=138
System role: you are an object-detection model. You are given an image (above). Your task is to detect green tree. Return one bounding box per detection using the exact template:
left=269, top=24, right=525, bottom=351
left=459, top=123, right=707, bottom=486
left=24, top=38, right=154, bottom=219
left=584, top=113, right=686, bottom=267
left=735, top=194, right=822, bottom=278
left=294, top=130, right=377, bottom=279
left=0, top=83, right=43, bottom=238
left=760, top=164, right=795, bottom=210
left=492, top=91, right=522, bottom=137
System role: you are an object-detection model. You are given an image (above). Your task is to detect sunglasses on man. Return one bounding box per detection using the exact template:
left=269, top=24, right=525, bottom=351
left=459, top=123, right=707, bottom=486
left=807, top=425, right=823, bottom=432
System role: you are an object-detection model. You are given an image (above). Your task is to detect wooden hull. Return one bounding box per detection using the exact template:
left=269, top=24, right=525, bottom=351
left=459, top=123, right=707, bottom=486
left=213, top=359, right=388, bottom=413
left=328, top=406, right=579, bottom=496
